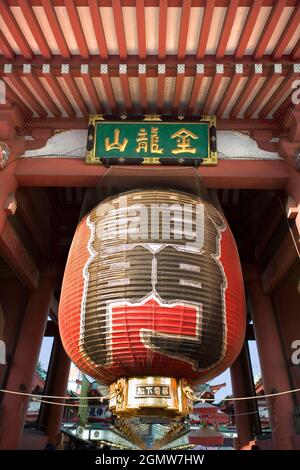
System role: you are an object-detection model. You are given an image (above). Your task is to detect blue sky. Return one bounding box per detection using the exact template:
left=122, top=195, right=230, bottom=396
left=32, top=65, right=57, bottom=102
left=39, top=338, right=261, bottom=402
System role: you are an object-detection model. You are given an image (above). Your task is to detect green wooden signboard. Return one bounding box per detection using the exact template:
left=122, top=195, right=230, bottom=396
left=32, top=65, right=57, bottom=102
left=86, top=115, right=217, bottom=166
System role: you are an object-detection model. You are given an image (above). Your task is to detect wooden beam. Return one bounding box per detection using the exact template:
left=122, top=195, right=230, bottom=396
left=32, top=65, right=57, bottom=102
left=41, top=0, right=71, bottom=58
left=100, top=74, right=118, bottom=114
left=5, top=84, right=33, bottom=117
left=244, top=74, right=278, bottom=119
left=177, top=0, right=191, bottom=60
left=64, top=0, right=89, bottom=59
left=172, top=72, right=185, bottom=114
left=16, top=187, right=50, bottom=257
left=187, top=73, right=204, bottom=115
left=158, top=0, right=168, bottom=60
left=138, top=72, right=148, bottom=114
left=82, top=74, right=102, bottom=114
left=255, top=196, right=285, bottom=259
left=0, top=54, right=295, bottom=69
left=0, top=0, right=33, bottom=59
left=215, top=74, right=242, bottom=117
left=261, top=225, right=299, bottom=294
left=112, top=0, right=127, bottom=60
left=119, top=71, right=132, bottom=113
left=196, top=0, right=215, bottom=59
left=22, top=73, right=61, bottom=117
left=216, top=0, right=239, bottom=59
left=14, top=158, right=291, bottom=189
left=24, top=116, right=283, bottom=132
left=0, top=30, right=15, bottom=60
left=61, top=73, right=89, bottom=116
left=291, top=38, right=300, bottom=60
left=3, top=75, right=47, bottom=117
left=42, top=72, right=76, bottom=117
left=230, top=73, right=261, bottom=118
left=0, top=220, right=40, bottom=290
left=18, top=0, right=52, bottom=59
left=4, top=1, right=300, bottom=6
left=259, top=71, right=296, bottom=118
left=156, top=72, right=166, bottom=113
left=136, top=0, right=146, bottom=60
left=272, top=3, right=300, bottom=59
left=235, top=0, right=264, bottom=59
left=88, top=0, right=109, bottom=59
left=253, top=0, right=286, bottom=60
left=201, top=74, right=222, bottom=114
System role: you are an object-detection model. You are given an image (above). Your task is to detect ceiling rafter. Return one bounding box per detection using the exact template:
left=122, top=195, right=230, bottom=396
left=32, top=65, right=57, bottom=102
left=272, top=3, right=300, bottom=59
left=22, top=71, right=61, bottom=117
left=201, top=73, right=222, bottom=114
left=158, top=0, right=168, bottom=60
left=235, top=0, right=264, bottom=59
left=61, top=72, right=89, bottom=116
left=6, top=83, right=33, bottom=117
left=18, top=0, right=52, bottom=59
left=215, top=74, right=242, bottom=117
left=138, top=69, right=148, bottom=114
left=119, top=67, right=132, bottom=113
left=177, top=0, right=191, bottom=60
left=112, top=0, right=127, bottom=60
left=64, top=0, right=89, bottom=59
left=100, top=73, right=118, bottom=114
left=156, top=68, right=166, bottom=113
left=244, top=73, right=278, bottom=119
left=259, top=71, right=297, bottom=118
left=0, top=30, right=15, bottom=60
left=230, top=72, right=262, bottom=118
left=216, top=0, right=239, bottom=59
left=41, top=71, right=76, bottom=117
left=81, top=73, right=103, bottom=114
left=172, top=68, right=185, bottom=114
left=88, top=0, right=109, bottom=59
left=187, top=72, right=204, bottom=115
left=41, top=0, right=71, bottom=59
left=291, top=38, right=300, bottom=60
left=3, top=73, right=47, bottom=116
left=0, top=0, right=33, bottom=59
left=196, top=0, right=215, bottom=59
left=136, top=0, right=147, bottom=60
left=253, top=0, right=286, bottom=60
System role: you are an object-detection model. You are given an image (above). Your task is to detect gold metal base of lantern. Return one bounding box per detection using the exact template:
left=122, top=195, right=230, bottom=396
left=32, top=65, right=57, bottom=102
left=109, top=377, right=193, bottom=418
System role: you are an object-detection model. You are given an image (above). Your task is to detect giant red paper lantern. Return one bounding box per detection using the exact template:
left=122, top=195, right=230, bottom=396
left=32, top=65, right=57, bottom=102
left=59, top=189, right=245, bottom=387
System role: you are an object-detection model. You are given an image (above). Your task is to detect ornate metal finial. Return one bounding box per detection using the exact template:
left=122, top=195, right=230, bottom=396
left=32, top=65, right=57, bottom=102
left=0, top=142, right=10, bottom=169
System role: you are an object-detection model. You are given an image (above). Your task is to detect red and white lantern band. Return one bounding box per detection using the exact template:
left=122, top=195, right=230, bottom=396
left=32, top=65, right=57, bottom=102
left=59, top=189, right=245, bottom=417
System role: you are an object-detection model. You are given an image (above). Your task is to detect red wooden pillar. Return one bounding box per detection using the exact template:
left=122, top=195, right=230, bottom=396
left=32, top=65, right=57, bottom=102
left=0, top=154, right=18, bottom=237
left=286, top=174, right=300, bottom=236
left=230, top=342, right=259, bottom=449
left=45, top=338, right=71, bottom=445
left=247, top=269, right=295, bottom=449
left=0, top=276, right=53, bottom=450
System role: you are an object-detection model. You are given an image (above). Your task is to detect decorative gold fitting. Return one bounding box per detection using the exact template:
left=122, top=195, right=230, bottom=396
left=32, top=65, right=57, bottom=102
left=109, top=376, right=193, bottom=418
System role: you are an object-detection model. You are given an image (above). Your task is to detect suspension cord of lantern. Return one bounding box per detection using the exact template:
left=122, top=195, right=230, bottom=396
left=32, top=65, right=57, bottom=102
left=1, top=386, right=300, bottom=403
left=183, top=385, right=300, bottom=402
left=0, top=388, right=115, bottom=401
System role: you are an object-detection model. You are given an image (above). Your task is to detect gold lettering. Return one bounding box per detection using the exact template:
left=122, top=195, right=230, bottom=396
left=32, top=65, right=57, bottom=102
left=170, top=128, right=198, bottom=154
left=136, top=128, right=148, bottom=153
left=150, top=127, right=164, bottom=154
left=105, top=129, right=128, bottom=152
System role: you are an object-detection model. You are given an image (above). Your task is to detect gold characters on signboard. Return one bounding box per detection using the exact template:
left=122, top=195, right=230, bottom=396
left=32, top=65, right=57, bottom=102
left=105, top=129, right=128, bottom=152
left=170, top=128, right=198, bottom=154
left=104, top=126, right=201, bottom=155
left=136, top=127, right=164, bottom=154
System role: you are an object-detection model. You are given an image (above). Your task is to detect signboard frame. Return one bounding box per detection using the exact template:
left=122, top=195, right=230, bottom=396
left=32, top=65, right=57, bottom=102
left=86, top=114, right=217, bottom=166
